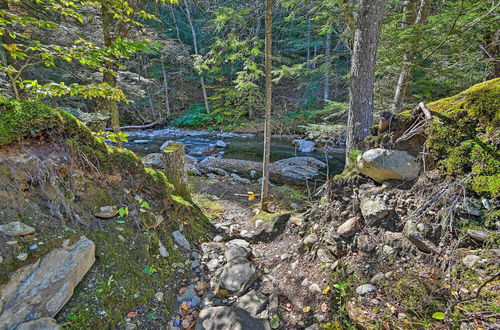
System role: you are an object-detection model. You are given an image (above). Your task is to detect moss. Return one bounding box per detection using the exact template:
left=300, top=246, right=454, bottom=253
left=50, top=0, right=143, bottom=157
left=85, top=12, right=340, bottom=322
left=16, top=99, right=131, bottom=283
left=145, top=168, right=175, bottom=197
left=425, top=78, right=500, bottom=197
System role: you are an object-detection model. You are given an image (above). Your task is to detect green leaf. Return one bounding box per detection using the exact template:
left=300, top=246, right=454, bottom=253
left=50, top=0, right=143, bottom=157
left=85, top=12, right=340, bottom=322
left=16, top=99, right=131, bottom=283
left=432, top=312, right=445, bottom=320
left=141, top=201, right=151, bottom=209
left=270, top=314, right=280, bottom=329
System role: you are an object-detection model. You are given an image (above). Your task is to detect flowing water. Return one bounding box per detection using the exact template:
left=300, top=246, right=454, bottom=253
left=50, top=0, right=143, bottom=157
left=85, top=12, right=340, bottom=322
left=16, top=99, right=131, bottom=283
left=124, top=128, right=346, bottom=176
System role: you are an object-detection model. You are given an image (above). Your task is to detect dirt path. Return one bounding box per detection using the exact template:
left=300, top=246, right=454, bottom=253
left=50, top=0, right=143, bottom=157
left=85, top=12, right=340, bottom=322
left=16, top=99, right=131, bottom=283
left=189, top=176, right=334, bottom=329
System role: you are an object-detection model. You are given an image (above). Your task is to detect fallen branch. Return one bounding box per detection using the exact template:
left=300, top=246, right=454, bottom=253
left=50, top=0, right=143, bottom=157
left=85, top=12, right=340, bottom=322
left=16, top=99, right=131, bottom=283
left=105, top=118, right=166, bottom=131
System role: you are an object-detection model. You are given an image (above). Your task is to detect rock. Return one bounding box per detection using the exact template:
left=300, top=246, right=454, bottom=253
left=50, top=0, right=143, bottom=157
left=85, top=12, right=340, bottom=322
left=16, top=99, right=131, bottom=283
left=0, top=221, right=36, bottom=236
left=158, top=241, right=169, bottom=258
left=462, top=255, right=484, bottom=269
left=201, top=242, right=224, bottom=259
left=141, top=153, right=163, bottom=169
left=290, top=215, right=304, bottom=227
left=224, top=246, right=251, bottom=262
left=360, top=195, right=393, bottom=226
left=357, top=148, right=421, bottom=183
left=195, top=306, right=270, bottom=330
left=235, top=290, right=268, bottom=316
left=172, top=231, right=190, bottom=250
left=356, top=284, right=376, bottom=296
left=467, top=229, right=489, bottom=242
left=16, top=317, right=60, bottom=330
left=160, top=140, right=175, bottom=151
left=382, top=245, right=394, bottom=255
left=305, top=325, right=319, bottom=330
left=216, top=140, right=227, bottom=148
left=271, top=157, right=326, bottom=183
left=267, top=293, right=279, bottom=315
left=16, top=252, right=28, bottom=261
left=317, top=248, right=335, bottom=263
left=177, top=285, right=198, bottom=303
left=337, top=217, right=361, bottom=237
left=249, top=170, right=258, bottom=179
left=219, top=257, right=257, bottom=293
left=370, top=272, right=385, bottom=284
left=280, top=253, right=292, bottom=261
left=94, top=205, right=118, bottom=219
left=206, top=259, right=220, bottom=272
left=293, top=139, right=315, bottom=153
left=309, top=283, right=322, bottom=295
left=230, top=173, right=252, bottom=185
left=303, top=233, right=318, bottom=246
left=225, top=239, right=251, bottom=249
left=0, top=237, right=95, bottom=329
left=403, top=220, right=438, bottom=253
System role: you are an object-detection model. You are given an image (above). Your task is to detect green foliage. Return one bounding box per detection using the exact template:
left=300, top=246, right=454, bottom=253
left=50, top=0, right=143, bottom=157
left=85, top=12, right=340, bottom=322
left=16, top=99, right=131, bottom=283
left=426, top=78, right=500, bottom=197
left=171, top=104, right=211, bottom=128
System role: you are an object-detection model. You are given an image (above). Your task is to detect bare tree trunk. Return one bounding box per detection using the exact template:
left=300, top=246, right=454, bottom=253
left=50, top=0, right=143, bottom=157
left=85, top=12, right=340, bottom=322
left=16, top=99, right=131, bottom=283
left=261, top=0, right=273, bottom=212
left=392, top=0, right=432, bottom=111
left=312, top=45, right=317, bottom=69
left=323, top=32, right=332, bottom=103
left=306, top=18, right=311, bottom=68
left=345, top=0, right=387, bottom=160
left=100, top=5, right=122, bottom=147
left=183, top=0, right=210, bottom=113
left=161, top=59, right=172, bottom=119
left=483, top=29, right=500, bottom=80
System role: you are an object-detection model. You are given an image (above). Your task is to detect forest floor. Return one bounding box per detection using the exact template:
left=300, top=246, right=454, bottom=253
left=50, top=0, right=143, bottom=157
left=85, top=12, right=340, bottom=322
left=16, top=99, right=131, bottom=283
left=189, top=176, right=334, bottom=329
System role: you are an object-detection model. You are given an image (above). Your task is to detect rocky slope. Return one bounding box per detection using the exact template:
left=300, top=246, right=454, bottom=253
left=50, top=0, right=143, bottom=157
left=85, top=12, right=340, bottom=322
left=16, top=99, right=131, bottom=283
left=0, top=97, right=211, bottom=329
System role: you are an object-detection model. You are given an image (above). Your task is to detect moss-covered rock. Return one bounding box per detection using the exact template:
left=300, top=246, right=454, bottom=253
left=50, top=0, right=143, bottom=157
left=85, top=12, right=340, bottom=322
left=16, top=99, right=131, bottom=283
left=425, top=78, right=500, bottom=197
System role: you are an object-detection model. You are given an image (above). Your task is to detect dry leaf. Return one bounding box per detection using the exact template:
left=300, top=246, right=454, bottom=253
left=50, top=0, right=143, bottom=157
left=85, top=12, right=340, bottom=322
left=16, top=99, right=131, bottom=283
left=303, top=306, right=311, bottom=313
left=322, top=286, right=331, bottom=294
left=126, top=311, right=137, bottom=318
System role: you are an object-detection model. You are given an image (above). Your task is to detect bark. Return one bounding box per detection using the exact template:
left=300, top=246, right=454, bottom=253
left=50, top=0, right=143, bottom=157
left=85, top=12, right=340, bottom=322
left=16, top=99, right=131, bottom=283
left=306, top=18, right=311, bottom=67
left=392, top=0, right=432, bottom=111
left=345, top=0, right=387, bottom=159
left=99, top=5, right=122, bottom=147
left=161, top=59, right=172, bottom=119
left=162, top=142, right=190, bottom=200
left=483, top=29, right=500, bottom=80
left=261, top=0, right=272, bottom=212
left=323, top=32, right=332, bottom=102
left=183, top=0, right=210, bottom=113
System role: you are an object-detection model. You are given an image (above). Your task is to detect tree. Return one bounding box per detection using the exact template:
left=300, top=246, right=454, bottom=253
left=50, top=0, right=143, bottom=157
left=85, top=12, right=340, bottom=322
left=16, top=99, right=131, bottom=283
left=345, top=0, right=387, bottom=157
left=261, top=0, right=272, bottom=212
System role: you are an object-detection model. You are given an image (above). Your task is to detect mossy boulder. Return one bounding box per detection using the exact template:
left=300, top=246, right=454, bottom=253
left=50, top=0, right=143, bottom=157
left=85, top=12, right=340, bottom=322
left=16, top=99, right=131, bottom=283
left=425, top=78, right=500, bottom=197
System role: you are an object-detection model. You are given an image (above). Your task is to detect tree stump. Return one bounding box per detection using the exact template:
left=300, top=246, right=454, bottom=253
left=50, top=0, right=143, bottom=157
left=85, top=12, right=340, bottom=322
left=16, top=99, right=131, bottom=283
left=162, top=142, right=190, bottom=200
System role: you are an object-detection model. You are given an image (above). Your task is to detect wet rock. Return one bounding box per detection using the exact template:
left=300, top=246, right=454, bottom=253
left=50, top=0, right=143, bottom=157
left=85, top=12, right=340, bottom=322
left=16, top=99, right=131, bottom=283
left=356, top=284, right=376, bottom=296
left=216, top=140, right=227, bottom=148
left=357, top=148, right=420, bottom=183
left=303, top=233, right=318, bottom=246
left=0, top=237, right=95, bottom=329
left=16, top=317, right=60, bottom=330
left=403, top=220, right=438, bottom=253
left=195, top=306, right=270, bottom=330
left=0, top=221, right=35, bottom=236
left=219, top=257, right=257, bottom=293
left=172, top=231, right=190, bottom=250
left=94, top=205, right=118, bottom=219
left=293, top=139, right=315, bottom=153
left=235, top=290, right=268, bottom=316
left=337, top=217, right=361, bottom=237
left=360, top=195, right=393, bottom=226
left=467, top=229, right=489, bottom=242
left=224, top=245, right=251, bottom=262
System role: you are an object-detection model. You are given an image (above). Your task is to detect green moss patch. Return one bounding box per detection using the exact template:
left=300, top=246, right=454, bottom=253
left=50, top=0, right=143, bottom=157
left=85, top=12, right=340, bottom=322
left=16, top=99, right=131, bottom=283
left=425, top=78, right=500, bottom=197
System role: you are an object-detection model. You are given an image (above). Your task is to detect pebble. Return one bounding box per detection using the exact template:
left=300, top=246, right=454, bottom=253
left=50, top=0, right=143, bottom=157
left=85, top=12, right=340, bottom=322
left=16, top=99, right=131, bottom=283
left=191, top=260, right=200, bottom=268
left=17, top=252, right=28, bottom=261
left=172, top=231, right=190, bottom=250
left=308, top=283, right=322, bottom=294
left=303, top=233, right=318, bottom=246
left=155, top=292, right=164, bottom=302
left=356, top=284, right=376, bottom=296
left=159, top=241, right=169, bottom=257
left=462, top=255, right=484, bottom=269
left=280, top=253, right=292, bottom=260
left=301, top=278, right=309, bottom=287
left=382, top=245, right=394, bottom=255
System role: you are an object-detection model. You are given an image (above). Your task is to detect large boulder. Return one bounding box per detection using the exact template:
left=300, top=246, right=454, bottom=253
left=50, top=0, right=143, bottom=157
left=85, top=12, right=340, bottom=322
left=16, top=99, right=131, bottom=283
left=0, top=237, right=95, bottom=329
left=357, top=148, right=420, bottom=183
left=195, top=306, right=271, bottom=330
left=270, top=157, right=326, bottom=183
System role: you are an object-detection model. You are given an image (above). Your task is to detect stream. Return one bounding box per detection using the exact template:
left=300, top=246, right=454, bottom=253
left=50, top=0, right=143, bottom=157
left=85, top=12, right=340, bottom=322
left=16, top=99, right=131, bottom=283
left=124, top=127, right=346, bottom=177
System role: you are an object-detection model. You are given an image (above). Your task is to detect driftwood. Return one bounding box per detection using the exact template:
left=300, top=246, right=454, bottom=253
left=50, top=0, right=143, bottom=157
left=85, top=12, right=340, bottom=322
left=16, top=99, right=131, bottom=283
left=105, top=118, right=166, bottom=131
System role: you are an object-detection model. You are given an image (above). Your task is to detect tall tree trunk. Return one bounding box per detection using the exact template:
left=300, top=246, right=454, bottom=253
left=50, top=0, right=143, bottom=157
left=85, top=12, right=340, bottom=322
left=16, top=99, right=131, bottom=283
left=161, top=59, right=172, bottom=119
left=183, top=0, right=210, bottom=113
left=261, top=0, right=273, bottom=212
left=392, top=0, right=432, bottom=111
left=483, top=29, right=500, bottom=80
left=100, top=5, right=122, bottom=147
left=306, top=18, right=311, bottom=68
left=312, top=45, right=317, bottom=69
left=345, top=0, right=387, bottom=159
left=323, top=32, right=332, bottom=103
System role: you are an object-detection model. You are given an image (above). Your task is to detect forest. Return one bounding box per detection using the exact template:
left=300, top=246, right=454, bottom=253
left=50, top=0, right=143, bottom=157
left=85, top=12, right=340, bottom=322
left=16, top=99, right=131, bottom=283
left=0, top=0, right=499, bottom=329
